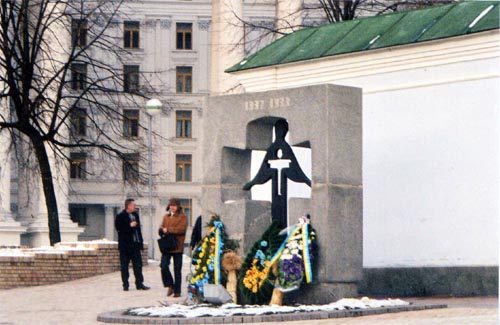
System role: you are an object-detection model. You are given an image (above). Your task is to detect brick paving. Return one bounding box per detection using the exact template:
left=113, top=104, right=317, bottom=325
left=0, top=257, right=497, bottom=325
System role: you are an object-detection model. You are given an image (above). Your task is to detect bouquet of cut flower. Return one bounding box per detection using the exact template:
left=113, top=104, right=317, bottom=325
left=275, top=217, right=316, bottom=292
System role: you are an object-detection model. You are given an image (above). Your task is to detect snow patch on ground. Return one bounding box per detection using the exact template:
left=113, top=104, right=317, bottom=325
left=0, top=239, right=118, bottom=257
left=129, top=298, right=410, bottom=318
left=0, top=249, right=32, bottom=257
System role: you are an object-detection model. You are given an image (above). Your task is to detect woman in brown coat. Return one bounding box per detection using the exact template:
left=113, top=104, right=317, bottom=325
left=159, top=198, right=187, bottom=297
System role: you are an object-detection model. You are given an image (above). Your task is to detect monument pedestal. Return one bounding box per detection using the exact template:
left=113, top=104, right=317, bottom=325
left=0, top=213, right=26, bottom=246
left=0, top=135, right=24, bottom=245
left=286, top=283, right=359, bottom=305
left=306, top=184, right=363, bottom=304
left=21, top=214, right=83, bottom=247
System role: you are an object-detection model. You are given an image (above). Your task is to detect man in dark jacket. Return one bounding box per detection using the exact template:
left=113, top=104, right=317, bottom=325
left=115, top=198, right=150, bottom=291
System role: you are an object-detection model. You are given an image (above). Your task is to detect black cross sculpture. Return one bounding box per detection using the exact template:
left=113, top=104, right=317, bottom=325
left=243, top=120, right=311, bottom=228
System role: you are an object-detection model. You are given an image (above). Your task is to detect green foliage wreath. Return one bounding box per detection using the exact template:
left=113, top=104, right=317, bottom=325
left=237, top=220, right=286, bottom=305
left=187, top=215, right=239, bottom=302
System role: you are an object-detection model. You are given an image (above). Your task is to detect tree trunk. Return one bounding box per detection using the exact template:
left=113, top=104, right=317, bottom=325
left=31, top=135, right=61, bottom=245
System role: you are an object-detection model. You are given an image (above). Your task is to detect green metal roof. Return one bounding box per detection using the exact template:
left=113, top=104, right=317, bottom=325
left=227, top=1, right=500, bottom=73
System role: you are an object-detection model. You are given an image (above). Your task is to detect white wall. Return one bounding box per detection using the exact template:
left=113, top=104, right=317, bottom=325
left=363, top=77, right=499, bottom=267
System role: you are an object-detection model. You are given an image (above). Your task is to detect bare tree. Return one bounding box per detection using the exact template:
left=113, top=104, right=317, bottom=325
left=0, top=0, right=158, bottom=245
left=315, top=0, right=456, bottom=23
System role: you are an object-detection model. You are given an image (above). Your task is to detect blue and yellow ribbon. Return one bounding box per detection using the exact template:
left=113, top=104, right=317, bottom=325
left=301, top=224, right=313, bottom=283
left=213, top=221, right=223, bottom=285
left=268, top=225, right=300, bottom=268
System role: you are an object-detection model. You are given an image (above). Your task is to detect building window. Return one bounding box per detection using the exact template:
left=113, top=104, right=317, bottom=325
left=70, top=152, right=87, bottom=179
left=123, top=65, right=140, bottom=93
left=176, top=66, right=192, bottom=93
left=70, top=207, right=87, bottom=226
left=123, top=109, right=139, bottom=137
left=72, top=18, right=87, bottom=48
left=71, top=63, right=87, bottom=90
left=123, top=153, right=140, bottom=181
left=176, top=111, right=192, bottom=138
left=176, top=154, right=192, bottom=182
left=124, top=21, right=140, bottom=49
left=176, top=23, right=192, bottom=50
left=70, top=108, right=87, bottom=137
left=179, top=198, right=192, bottom=225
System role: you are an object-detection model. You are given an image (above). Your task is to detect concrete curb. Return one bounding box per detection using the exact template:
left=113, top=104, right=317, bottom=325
left=97, top=303, right=447, bottom=324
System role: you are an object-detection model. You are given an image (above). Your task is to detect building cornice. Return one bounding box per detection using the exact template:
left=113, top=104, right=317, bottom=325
left=231, top=31, right=500, bottom=93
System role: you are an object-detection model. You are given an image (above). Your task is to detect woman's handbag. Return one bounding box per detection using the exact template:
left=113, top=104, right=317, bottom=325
left=157, top=234, right=177, bottom=253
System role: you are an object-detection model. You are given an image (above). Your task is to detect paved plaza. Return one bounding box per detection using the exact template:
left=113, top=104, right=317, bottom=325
left=0, top=257, right=497, bottom=325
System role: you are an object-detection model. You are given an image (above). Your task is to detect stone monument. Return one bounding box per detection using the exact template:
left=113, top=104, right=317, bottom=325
left=202, top=84, right=362, bottom=303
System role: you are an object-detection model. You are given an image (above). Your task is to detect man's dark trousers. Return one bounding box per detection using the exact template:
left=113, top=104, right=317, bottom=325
left=120, top=242, right=144, bottom=289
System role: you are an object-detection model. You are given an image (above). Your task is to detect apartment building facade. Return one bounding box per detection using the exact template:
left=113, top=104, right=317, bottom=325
left=1, top=0, right=300, bottom=258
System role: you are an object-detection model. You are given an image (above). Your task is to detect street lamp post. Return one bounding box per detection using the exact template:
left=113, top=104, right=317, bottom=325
left=145, top=98, right=162, bottom=259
